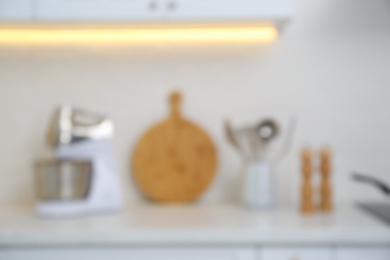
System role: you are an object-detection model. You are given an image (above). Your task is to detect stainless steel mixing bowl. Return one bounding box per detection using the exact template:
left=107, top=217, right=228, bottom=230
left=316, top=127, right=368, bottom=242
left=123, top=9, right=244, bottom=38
left=34, top=159, right=92, bottom=201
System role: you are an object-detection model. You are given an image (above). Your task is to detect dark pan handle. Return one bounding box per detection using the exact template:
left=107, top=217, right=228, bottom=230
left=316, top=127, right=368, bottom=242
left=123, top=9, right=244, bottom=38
left=352, top=172, right=390, bottom=195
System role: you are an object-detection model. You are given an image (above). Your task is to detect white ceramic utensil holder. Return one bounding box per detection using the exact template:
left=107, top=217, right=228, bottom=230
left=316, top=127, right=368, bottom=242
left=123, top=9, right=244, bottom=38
left=241, top=160, right=275, bottom=209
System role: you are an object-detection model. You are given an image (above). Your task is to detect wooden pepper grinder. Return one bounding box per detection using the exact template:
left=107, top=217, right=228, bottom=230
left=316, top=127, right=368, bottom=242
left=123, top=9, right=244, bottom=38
left=301, top=148, right=315, bottom=214
left=320, top=148, right=333, bottom=212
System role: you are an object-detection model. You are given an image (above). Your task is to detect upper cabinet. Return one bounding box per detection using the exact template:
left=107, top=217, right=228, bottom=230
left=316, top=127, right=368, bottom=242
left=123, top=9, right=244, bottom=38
left=0, top=0, right=32, bottom=21
left=166, top=0, right=292, bottom=23
left=35, top=0, right=166, bottom=21
left=0, top=0, right=293, bottom=26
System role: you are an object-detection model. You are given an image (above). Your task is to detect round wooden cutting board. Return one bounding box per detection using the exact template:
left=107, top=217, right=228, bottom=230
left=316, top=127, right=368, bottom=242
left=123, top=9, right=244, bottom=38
left=132, top=91, right=217, bottom=203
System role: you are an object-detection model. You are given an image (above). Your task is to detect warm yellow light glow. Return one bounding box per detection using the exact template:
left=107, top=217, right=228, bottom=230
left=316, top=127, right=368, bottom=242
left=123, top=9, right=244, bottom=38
left=0, top=27, right=277, bottom=44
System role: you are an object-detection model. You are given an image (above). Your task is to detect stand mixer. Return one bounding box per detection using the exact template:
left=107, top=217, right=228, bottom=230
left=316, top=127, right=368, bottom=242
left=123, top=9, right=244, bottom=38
left=34, top=106, right=122, bottom=218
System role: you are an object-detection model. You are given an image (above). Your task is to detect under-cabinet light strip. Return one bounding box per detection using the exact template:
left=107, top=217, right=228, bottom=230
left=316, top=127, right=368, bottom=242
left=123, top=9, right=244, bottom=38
left=0, top=27, right=277, bottom=44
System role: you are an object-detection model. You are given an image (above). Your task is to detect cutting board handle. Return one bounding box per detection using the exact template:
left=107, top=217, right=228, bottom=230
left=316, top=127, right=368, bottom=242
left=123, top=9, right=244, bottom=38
left=170, top=91, right=182, bottom=119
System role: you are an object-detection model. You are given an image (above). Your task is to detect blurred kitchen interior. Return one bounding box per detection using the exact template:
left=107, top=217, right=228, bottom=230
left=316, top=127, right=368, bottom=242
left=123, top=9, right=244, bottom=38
left=0, top=0, right=390, bottom=259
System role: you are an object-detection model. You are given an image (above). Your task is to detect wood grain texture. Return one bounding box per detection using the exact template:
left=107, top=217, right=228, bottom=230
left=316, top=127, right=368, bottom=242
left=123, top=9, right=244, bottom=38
left=132, top=91, right=217, bottom=203
left=320, top=148, right=333, bottom=212
left=300, top=148, right=315, bottom=214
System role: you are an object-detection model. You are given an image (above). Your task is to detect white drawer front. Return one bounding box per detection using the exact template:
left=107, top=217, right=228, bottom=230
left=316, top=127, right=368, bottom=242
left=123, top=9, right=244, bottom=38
left=261, top=247, right=333, bottom=260
left=336, top=247, right=390, bottom=260
left=0, top=247, right=255, bottom=260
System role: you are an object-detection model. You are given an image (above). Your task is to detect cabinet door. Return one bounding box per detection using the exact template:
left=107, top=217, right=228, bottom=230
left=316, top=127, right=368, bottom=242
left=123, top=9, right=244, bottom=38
left=336, top=247, right=390, bottom=260
left=0, top=247, right=256, bottom=260
left=35, top=0, right=165, bottom=21
left=0, top=0, right=31, bottom=21
left=261, top=247, right=333, bottom=260
left=166, top=0, right=292, bottom=22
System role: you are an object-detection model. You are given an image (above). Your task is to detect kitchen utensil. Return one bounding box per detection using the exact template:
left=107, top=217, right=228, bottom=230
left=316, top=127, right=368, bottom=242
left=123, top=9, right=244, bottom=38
left=233, top=126, right=260, bottom=160
left=226, top=118, right=295, bottom=162
left=301, top=148, right=315, bottom=214
left=132, top=91, right=217, bottom=203
left=353, top=172, right=390, bottom=225
left=225, top=120, right=240, bottom=151
left=320, top=148, right=333, bottom=212
left=253, top=119, right=278, bottom=160
left=35, top=105, right=122, bottom=218
left=353, top=173, right=390, bottom=195
left=35, top=159, right=92, bottom=201
left=358, top=203, right=390, bottom=225
left=226, top=117, right=296, bottom=210
left=256, top=119, right=278, bottom=142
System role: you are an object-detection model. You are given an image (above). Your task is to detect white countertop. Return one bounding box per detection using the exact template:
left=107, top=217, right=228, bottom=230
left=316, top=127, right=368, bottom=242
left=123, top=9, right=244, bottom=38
left=0, top=204, right=389, bottom=246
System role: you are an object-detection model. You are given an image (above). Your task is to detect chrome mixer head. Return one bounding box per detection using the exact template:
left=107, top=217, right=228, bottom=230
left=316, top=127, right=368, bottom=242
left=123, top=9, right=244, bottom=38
left=46, top=105, right=114, bottom=148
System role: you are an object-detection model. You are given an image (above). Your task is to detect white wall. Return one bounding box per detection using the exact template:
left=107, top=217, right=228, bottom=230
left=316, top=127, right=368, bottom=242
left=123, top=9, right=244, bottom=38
left=0, top=0, right=389, bottom=207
